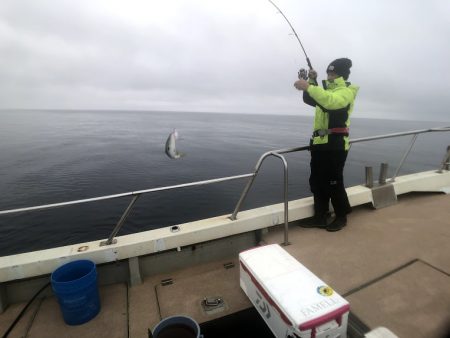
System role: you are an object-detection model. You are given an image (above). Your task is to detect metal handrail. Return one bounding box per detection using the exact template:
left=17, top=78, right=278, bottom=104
left=230, top=151, right=279, bottom=220
left=0, top=127, right=449, bottom=246
left=230, top=127, right=450, bottom=220
left=229, top=151, right=290, bottom=245
left=0, top=173, right=254, bottom=215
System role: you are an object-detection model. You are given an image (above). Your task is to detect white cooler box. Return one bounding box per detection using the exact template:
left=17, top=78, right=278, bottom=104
left=239, top=244, right=349, bottom=338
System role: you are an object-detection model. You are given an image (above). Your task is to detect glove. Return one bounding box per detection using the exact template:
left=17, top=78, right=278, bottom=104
left=308, top=69, right=317, bottom=81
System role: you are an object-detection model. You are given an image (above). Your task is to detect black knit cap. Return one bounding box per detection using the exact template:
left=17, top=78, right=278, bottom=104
left=327, top=58, right=352, bottom=80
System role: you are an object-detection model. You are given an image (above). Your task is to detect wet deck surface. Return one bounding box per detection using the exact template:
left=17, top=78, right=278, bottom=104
left=1, top=192, right=449, bottom=338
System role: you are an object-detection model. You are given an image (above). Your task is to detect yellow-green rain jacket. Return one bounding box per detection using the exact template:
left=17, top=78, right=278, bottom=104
left=303, top=77, right=359, bottom=150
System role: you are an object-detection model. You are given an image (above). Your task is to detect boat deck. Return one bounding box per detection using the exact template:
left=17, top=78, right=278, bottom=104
left=1, top=192, right=449, bottom=338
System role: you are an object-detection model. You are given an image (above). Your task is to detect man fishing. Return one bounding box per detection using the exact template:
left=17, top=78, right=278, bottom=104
left=294, top=58, right=359, bottom=231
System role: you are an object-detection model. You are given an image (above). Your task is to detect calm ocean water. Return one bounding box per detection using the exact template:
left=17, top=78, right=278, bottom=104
left=0, top=110, right=448, bottom=256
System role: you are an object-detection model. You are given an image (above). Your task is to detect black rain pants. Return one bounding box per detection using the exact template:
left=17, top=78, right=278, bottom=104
left=309, top=149, right=351, bottom=217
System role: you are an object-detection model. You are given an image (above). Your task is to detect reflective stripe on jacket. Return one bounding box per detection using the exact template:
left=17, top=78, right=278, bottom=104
left=304, top=77, right=359, bottom=150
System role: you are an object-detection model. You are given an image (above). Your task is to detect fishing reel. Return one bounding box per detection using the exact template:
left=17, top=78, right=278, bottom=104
left=298, top=68, right=308, bottom=80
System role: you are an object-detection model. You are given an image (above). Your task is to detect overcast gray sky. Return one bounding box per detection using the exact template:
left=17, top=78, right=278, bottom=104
left=1, top=0, right=449, bottom=121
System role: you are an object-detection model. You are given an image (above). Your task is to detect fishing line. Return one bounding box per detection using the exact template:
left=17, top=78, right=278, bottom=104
left=267, top=0, right=313, bottom=70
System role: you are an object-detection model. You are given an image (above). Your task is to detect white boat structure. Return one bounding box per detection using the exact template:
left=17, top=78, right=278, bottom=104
left=0, top=127, right=449, bottom=338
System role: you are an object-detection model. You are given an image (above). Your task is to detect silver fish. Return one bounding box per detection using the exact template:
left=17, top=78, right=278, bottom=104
left=165, top=129, right=184, bottom=159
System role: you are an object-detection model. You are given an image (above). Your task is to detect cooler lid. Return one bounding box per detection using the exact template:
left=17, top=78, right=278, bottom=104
left=239, top=244, right=349, bottom=328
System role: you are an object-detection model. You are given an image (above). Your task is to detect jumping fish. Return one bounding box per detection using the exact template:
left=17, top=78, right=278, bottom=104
left=165, top=129, right=184, bottom=159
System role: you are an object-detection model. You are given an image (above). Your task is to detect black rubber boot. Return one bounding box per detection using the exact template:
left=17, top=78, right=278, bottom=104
left=298, top=216, right=328, bottom=229
left=326, top=216, right=347, bottom=232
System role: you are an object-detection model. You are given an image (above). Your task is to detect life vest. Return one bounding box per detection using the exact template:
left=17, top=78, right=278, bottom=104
left=305, top=77, right=359, bottom=150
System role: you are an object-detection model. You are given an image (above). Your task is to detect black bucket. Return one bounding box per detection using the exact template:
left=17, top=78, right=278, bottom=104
left=151, top=316, right=202, bottom=338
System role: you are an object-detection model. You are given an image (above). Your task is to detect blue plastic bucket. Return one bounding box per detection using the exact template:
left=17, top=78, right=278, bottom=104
left=51, top=260, right=101, bottom=325
left=152, top=316, right=203, bottom=338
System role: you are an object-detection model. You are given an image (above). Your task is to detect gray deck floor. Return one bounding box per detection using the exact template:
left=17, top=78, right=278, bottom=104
left=1, top=192, right=449, bottom=338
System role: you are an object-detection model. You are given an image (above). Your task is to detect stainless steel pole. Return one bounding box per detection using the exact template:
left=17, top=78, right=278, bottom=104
left=270, top=152, right=290, bottom=246
left=101, top=194, right=141, bottom=246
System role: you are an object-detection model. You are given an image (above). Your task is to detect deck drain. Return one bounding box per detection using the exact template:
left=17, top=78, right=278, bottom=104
left=170, top=225, right=180, bottom=233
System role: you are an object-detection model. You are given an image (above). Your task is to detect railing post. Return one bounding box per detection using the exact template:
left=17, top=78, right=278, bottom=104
left=438, top=145, right=450, bottom=173
left=390, top=133, right=418, bottom=182
left=365, top=166, right=374, bottom=188
left=270, top=152, right=290, bottom=246
left=101, top=194, right=140, bottom=246
left=379, top=163, right=388, bottom=185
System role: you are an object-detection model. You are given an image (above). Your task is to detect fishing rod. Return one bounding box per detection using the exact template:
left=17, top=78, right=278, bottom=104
left=267, top=0, right=313, bottom=79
